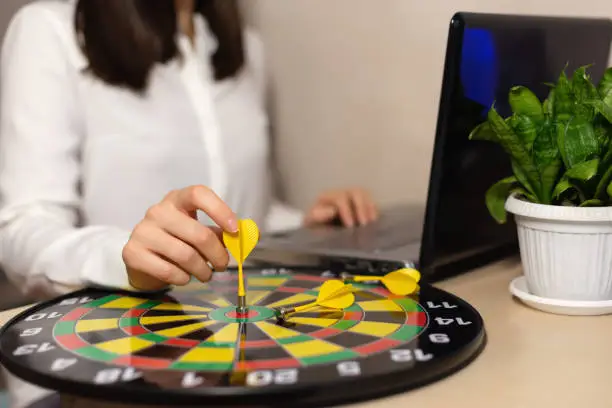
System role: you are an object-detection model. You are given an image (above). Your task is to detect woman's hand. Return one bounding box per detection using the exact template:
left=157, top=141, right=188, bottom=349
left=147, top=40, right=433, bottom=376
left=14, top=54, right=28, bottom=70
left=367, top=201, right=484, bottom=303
left=303, top=188, right=378, bottom=228
left=122, top=185, right=237, bottom=291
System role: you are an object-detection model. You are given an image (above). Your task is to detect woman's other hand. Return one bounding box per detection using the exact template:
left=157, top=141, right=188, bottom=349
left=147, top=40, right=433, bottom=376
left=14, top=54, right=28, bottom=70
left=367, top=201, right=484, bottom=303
left=123, top=185, right=237, bottom=291
left=303, top=188, right=378, bottom=228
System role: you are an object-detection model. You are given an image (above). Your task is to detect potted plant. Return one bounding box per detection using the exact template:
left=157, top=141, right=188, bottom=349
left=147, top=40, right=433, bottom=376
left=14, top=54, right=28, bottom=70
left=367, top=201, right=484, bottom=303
left=469, top=65, right=612, bottom=302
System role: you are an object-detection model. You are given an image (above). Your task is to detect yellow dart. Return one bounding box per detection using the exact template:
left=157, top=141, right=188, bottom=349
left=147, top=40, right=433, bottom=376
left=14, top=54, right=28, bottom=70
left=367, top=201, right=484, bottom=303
left=276, top=280, right=356, bottom=320
left=223, top=219, right=259, bottom=312
left=344, top=268, right=421, bottom=295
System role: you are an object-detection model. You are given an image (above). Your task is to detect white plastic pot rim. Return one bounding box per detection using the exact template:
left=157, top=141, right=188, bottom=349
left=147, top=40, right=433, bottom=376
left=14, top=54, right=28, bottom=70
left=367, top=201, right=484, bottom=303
left=505, top=194, right=612, bottom=222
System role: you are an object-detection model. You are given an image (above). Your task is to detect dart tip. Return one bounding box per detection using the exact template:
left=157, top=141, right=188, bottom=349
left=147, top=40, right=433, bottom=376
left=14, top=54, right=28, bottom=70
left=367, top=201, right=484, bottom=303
left=274, top=308, right=288, bottom=321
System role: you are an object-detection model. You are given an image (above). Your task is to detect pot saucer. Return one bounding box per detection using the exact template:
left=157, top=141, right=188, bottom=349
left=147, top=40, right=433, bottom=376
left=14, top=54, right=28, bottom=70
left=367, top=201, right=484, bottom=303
left=509, top=276, right=612, bottom=316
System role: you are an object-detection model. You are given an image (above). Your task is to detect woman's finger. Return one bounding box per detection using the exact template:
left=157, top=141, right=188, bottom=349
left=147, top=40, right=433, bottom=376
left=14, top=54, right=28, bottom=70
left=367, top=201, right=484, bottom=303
left=135, top=221, right=214, bottom=283
left=146, top=205, right=229, bottom=272
left=349, top=190, right=370, bottom=225
left=330, top=194, right=355, bottom=227
left=123, top=241, right=190, bottom=287
left=172, top=185, right=238, bottom=233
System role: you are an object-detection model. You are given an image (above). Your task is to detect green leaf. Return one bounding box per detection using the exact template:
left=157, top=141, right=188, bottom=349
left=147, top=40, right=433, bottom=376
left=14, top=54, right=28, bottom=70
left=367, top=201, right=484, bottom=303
left=579, top=199, right=604, bottom=207
left=552, top=159, right=599, bottom=204
left=555, top=120, right=570, bottom=168
left=510, top=186, right=537, bottom=202
left=508, top=86, right=544, bottom=124
left=511, top=159, right=538, bottom=199
left=597, top=67, right=612, bottom=107
left=532, top=120, right=562, bottom=204
left=553, top=70, right=573, bottom=121
left=552, top=177, right=574, bottom=200
left=571, top=66, right=599, bottom=102
left=596, top=163, right=612, bottom=199
left=485, top=176, right=517, bottom=224
left=584, top=99, right=612, bottom=124
left=543, top=89, right=555, bottom=116
left=594, top=122, right=610, bottom=155
left=487, top=106, right=542, bottom=199
left=560, top=117, right=599, bottom=168
left=554, top=178, right=587, bottom=202
left=565, top=158, right=600, bottom=182
left=603, top=136, right=612, bottom=165
left=508, top=114, right=538, bottom=151
left=468, top=121, right=497, bottom=142
left=608, top=180, right=612, bottom=198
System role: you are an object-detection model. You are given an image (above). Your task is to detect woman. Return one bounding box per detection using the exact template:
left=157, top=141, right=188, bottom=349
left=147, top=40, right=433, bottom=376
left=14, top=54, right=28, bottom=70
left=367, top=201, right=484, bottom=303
left=0, top=0, right=378, bottom=406
left=0, top=0, right=378, bottom=299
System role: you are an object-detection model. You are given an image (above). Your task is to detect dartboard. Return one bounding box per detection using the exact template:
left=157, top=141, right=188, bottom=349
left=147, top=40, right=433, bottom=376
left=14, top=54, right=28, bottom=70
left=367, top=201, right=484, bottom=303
left=0, top=267, right=485, bottom=407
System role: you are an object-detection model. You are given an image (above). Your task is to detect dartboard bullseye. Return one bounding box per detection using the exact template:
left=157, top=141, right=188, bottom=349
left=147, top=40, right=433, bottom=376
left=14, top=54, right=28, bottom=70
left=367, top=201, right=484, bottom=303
left=0, top=268, right=486, bottom=407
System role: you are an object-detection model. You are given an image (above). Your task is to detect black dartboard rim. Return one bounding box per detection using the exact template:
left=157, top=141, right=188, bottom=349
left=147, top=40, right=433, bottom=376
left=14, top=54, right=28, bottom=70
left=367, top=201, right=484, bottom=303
left=0, top=278, right=487, bottom=407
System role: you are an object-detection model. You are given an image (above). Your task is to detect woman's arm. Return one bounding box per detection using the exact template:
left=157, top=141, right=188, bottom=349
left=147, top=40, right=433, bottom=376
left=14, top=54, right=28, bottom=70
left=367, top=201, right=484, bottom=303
left=0, top=4, right=133, bottom=297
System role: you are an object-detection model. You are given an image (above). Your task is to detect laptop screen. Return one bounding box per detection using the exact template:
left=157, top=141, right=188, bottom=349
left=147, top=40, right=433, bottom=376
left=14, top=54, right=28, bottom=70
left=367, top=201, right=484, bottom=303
left=421, top=13, right=612, bottom=276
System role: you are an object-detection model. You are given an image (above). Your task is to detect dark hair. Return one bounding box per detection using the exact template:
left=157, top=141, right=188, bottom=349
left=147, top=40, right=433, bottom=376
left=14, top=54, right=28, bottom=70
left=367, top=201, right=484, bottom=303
left=74, top=0, right=245, bottom=93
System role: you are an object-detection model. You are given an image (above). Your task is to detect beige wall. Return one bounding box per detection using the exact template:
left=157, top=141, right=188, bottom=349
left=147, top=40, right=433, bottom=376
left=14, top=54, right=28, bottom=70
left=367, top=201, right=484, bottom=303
left=242, top=0, right=612, bottom=209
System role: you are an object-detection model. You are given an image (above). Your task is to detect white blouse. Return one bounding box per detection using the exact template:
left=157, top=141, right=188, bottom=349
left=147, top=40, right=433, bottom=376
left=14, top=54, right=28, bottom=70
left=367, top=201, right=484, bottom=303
left=0, top=0, right=304, bottom=301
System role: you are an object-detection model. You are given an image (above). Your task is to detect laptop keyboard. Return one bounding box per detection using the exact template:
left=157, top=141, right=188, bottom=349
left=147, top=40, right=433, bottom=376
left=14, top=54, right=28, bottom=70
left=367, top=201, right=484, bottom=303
left=307, top=218, right=422, bottom=252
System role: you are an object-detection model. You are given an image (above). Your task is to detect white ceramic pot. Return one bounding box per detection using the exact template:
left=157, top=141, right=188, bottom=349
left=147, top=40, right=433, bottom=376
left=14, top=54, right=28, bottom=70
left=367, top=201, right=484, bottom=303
left=505, top=195, right=612, bottom=301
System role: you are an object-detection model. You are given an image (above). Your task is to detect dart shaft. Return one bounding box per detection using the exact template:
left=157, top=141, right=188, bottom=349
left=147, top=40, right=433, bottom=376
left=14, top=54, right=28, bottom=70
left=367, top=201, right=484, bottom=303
left=237, top=295, right=247, bottom=312
left=293, top=302, right=317, bottom=313
left=237, top=263, right=246, bottom=297
left=351, top=275, right=382, bottom=282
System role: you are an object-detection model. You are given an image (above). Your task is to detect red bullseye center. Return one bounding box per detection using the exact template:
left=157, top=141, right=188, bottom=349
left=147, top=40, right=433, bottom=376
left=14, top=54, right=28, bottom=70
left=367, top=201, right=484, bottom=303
left=226, top=310, right=259, bottom=319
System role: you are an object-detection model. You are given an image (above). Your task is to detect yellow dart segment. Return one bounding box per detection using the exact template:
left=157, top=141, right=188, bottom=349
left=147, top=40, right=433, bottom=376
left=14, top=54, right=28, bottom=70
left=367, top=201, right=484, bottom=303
left=196, top=293, right=231, bottom=308
left=266, top=293, right=317, bottom=308
left=179, top=347, right=234, bottom=363
left=358, top=299, right=404, bottom=312
left=100, top=297, right=149, bottom=309
left=96, top=337, right=153, bottom=354
left=206, top=323, right=239, bottom=343
left=245, top=290, right=271, bottom=305
left=247, top=277, right=288, bottom=287
left=154, top=322, right=215, bottom=338
left=256, top=321, right=303, bottom=339
left=283, top=339, right=344, bottom=358
left=349, top=321, right=400, bottom=337
left=75, top=318, right=119, bottom=333
left=139, top=314, right=207, bottom=325
left=285, top=317, right=338, bottom=328
left=151, top=304, right=211, bottom=313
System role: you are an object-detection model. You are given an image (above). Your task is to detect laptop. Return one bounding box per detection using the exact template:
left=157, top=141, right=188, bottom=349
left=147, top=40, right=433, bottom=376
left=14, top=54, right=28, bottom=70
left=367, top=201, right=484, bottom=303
left=252, top=12, right=612, bottom=281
